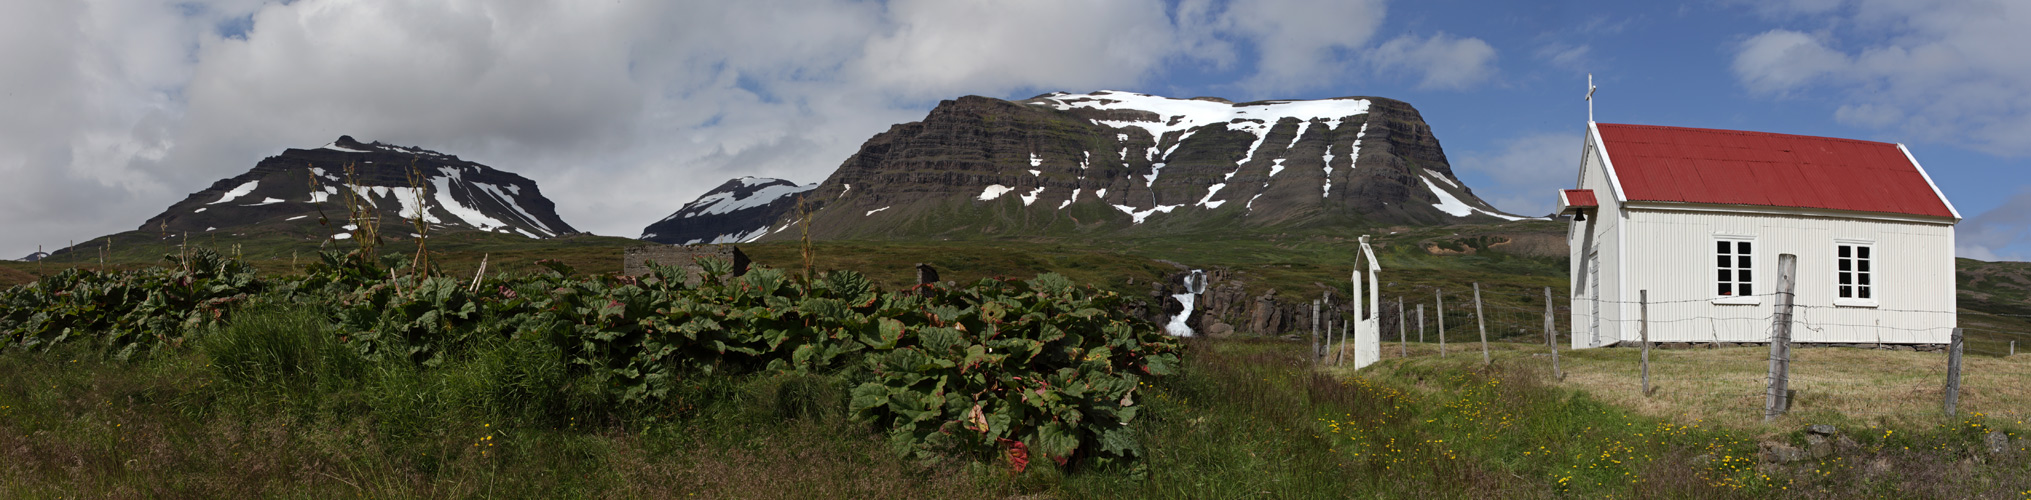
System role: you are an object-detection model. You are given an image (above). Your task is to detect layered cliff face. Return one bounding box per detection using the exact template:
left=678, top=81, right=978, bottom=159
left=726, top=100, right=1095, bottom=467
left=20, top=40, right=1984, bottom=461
left=711, top=90, right=1519, bottom=242
left=140, top=135, right=577, bottom=240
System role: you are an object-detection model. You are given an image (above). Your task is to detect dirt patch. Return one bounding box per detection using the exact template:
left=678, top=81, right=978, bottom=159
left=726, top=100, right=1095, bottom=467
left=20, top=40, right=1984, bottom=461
left=1485, top=232, right=1566, bottom=258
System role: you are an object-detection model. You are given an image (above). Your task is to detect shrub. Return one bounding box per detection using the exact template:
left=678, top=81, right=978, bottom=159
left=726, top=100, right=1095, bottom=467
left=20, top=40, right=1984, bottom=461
left=0, top=253, right=1186, bottom=471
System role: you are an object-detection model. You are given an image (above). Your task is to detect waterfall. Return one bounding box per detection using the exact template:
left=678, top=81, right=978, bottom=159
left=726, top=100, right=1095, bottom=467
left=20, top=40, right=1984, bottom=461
left=1165, top=293, right=1196, bottom=337
left=1165, top=269, right=1206, bottom=337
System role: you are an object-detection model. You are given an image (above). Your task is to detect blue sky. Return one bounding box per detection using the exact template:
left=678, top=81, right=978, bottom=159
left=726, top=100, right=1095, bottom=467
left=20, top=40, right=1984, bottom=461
left=2, top=0, right=2027, bottom=260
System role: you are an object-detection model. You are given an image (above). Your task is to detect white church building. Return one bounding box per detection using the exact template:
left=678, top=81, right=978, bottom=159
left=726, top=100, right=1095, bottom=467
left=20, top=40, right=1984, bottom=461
left=1557, top=122, right=1960, bottom=348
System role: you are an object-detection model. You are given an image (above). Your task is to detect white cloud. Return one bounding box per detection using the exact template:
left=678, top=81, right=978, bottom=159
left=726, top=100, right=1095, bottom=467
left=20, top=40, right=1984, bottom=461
left=1219, top=0, right=1388, bottom=93
left=1956, top=186, right=2031, bottom=262
left=1730, top=30, right=1852, bottom=95
left=1535, top=42, right=1592, bottom=73
left=0, top=0, right=1504, bottom=259
left=1728, top=0, right=2031, bottom=156
left=1725, top=0, right=1846, bottom=18
left=854, top=0, right=1183, bottom=98
left=1454, top=132, right=1584, bottom=216
left=1369, top=33, right=1498, bottom=90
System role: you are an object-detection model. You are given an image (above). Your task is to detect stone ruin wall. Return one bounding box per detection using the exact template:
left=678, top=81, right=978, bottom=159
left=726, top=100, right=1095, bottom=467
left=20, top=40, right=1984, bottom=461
left=622, top=244, right=749, bottom=284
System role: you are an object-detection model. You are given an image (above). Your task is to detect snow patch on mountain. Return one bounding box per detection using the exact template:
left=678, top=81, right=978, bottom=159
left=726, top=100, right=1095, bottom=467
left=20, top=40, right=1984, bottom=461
left=1419, top=176, right=1531, bottom=220
left=1197, top=183, right=1228, bottom=209
left=1037, top=91, right=1371, bottom=144
left=369, top=142, right=446, bottom=157
left=476, top=183, right=554, bottom=235
left=979, top=184, right=1015, bottom=201
left=1327, top=123, right=1369, bottom=198
left=685, top=225, right=770, bottom=245
left=431, top=175, right=506, bottom=231
left=1020, top=187, right=1046, bottom=206
left=1425, top=169, right=1459, bottom=189
left=1230, top=120, right=1272, bottom=168
left=210, top=180, right=259, bottom=205
left=321, top=142, right=370, bottom=153
left=1112, top=203, right=1180, bottom=224
left=387, top=186, right=437, bottom=223
left=1288, top=121, right=1310, bottom=150
left=1423, top=177, right=1474, bottom=217
left=1144, top=163, right=1167, bottom=185
left=668, top=182, right=818, bottom=221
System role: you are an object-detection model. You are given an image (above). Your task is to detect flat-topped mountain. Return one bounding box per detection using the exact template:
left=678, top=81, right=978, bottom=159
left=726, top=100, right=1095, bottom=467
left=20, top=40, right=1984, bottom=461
left=141, top=135, right=577, bottom=241
left=645, top=90, right=1522, bottom=243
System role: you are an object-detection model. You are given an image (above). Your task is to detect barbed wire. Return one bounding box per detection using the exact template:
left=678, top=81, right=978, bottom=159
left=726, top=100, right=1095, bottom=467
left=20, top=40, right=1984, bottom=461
left=1351, top=284, right=2028, bottom=423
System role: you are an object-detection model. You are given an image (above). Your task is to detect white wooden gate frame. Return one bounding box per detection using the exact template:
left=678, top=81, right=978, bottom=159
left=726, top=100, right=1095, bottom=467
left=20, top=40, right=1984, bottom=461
left=1352, top=235, right=1382, bottom=369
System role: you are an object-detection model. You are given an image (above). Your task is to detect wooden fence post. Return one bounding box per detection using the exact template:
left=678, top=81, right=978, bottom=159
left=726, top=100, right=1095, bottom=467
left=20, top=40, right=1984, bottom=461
left=1945, top=328, right=1964, bottom=416
left=1328, top=315, right=1340, bottom=366
left=1765, top=254, right=1798, bottom=422
left=1640, top=290, right=1651, bottom=397
left=1337, top=320, right=1350, bottom=366
left=1417, top=304, right=1425, bottom=344
left=1323, top=316, right=1334, bottom=364
left=1437, top=289, right=1447, bottom=358
left=1474, top=283, right=1489, bottom=366
left=1398, top=298, right=1407, bottom=359
left=1328, top=317, right=1340, bottom=365
left=1311, top=299, right=1322, bottom=365
left=1544, top=286, right=1560, bottom=381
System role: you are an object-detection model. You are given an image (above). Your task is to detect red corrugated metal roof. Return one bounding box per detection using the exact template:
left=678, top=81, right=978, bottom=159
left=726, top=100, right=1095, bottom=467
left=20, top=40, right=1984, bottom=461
left=1560, top=189, right=1598, bottom=209
left=1595, top=123, right=1955, bottom=218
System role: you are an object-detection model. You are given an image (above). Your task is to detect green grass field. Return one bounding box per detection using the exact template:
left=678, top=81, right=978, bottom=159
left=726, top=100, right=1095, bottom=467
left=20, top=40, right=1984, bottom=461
left=6, top=224, right=2031, bottom=497
left=5, top=323, right=2025, bottom=498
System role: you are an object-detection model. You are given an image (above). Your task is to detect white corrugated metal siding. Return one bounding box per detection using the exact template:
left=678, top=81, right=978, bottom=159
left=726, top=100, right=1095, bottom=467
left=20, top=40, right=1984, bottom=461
left=1617, top=208, right=1954, bottom=344
left=1570, top=129, right=1626, bottom=349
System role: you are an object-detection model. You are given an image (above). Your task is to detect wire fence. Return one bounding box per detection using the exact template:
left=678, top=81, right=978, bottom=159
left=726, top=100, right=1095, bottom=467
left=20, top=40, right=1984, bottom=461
left=1311, top=283, right=2030, bottom=425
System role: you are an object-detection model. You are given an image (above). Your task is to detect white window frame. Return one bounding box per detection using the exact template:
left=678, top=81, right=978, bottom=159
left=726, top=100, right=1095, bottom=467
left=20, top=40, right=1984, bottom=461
left=1833, top=239, right=1878, bottom=308
left=1712, top=234, right=1761, bottom=305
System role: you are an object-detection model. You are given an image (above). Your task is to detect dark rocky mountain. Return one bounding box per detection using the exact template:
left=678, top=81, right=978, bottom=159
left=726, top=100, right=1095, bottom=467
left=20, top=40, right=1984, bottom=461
left=19, top=251, right=48, bottom=262
left=639, top=177, right=814, bottom=245
left=142, top=135, right=577, bottom=240
left=643, top=90, right=1523, bottom=243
